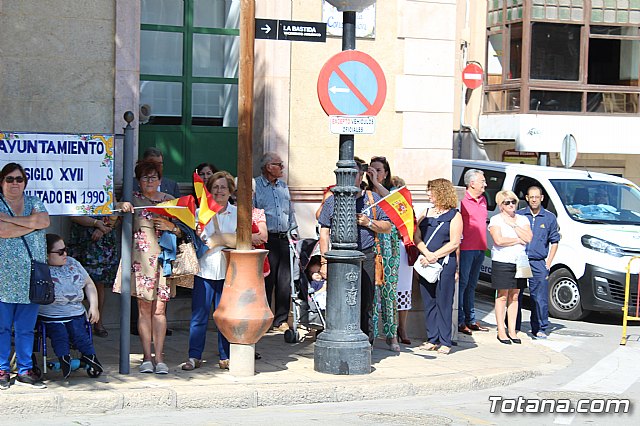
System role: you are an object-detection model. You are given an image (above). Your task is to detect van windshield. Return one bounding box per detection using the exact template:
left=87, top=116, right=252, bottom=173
left=550, top=179, right=640, bottom=225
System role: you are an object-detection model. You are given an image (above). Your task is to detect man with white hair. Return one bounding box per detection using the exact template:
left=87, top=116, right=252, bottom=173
left=253, top=152, right=298, bottom=332
left=458, top=169, right=490, bottom=336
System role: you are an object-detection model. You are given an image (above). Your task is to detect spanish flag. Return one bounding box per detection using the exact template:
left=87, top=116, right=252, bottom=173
left=193, top=171, right=204, bottom=202
left=146, top=195, right=197, bottom=230
left=375, top=186, right=415, bottom=246
left=198, top=183, right=224, bottom=228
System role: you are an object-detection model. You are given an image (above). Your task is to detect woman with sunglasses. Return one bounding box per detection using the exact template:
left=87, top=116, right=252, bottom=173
left=366, top=156, right=401, bottom=351
left=39, top=234, right=104, bottom=380
left=488, top=190, right=532, bottom=345
left=0, top=163, right=50, bottom=389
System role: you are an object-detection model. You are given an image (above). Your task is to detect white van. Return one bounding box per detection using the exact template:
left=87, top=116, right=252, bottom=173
left=452, top=159, right=640, bottom=320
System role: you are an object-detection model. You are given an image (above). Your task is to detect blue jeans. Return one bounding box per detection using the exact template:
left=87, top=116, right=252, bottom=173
left=458, top=250, right=484, bottom=326
left=42, top=314, right=95, bottom=358
left=517, top=259, right=549, bottom=334
left=0, top=302, right=39, bottom=374
left=188, top=276, right=229, bottom=361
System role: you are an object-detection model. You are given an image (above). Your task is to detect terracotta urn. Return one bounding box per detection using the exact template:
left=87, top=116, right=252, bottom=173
left=213, top=249, right=273, bottom=344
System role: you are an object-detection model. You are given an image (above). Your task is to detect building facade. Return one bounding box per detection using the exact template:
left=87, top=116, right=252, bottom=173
left=1, top=0, right=461, bottom=238
left=455, top=0, right=640, bottom=183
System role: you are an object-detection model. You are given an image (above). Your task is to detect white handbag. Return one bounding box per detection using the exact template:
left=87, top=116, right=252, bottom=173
left=414, top=257, right=444, bottom=283
left=413, top=221, right=449, bottom=284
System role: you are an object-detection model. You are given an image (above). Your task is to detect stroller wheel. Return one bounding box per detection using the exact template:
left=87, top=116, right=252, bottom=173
left=284, top=329, right=298, bottom=344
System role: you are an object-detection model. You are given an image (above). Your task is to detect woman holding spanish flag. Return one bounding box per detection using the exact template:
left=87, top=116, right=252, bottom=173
left=182, top=171, right=236, bottom=371
left=130, top=160, right=182, bottom=374
left=366, top=155, right=401, bottom=352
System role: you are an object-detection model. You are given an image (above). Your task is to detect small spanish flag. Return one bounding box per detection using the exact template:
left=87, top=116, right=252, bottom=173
left=198, top=183, right=224, bottom=228
left=193, top=171, right=204, bottom=202
left=146, top=195, right=197, bottom=230
left=376, top=186, right=415, bottom=246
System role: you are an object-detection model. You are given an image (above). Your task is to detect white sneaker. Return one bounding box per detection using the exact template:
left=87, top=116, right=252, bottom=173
left=155, top=362, right=169, bottom=374
left=139, top=360, right=154, bottom=373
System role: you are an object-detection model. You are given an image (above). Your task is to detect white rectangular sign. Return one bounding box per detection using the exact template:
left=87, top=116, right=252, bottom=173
left=0, top=132, right=115, bottom=215
left=329, top=116, right=376, bottom=134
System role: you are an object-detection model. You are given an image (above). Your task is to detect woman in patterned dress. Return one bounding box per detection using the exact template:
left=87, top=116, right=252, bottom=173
left=130, top=160, right=182, bottom=374
left=366, top=156, right=400, bottom=352
left=0, top=163, right=50, bottom=389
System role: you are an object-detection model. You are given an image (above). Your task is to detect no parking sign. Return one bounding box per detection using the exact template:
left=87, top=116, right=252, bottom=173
left=317, top=50, right=386, bottom=116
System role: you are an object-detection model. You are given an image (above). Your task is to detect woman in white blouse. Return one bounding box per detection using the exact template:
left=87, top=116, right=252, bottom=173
left=488, top=190, right=532, bottom=345
left=182, top=171, right=237, bottom=371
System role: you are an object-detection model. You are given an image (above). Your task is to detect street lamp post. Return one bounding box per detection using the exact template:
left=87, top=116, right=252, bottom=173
left=314, top=1, right=376, bottom=375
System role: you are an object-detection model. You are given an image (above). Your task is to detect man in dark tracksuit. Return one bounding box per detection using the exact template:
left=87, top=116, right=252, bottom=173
left=516, top=186, right=560, bottom=339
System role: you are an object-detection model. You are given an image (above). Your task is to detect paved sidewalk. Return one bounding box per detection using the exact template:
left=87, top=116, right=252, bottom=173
left=3, top=325, right=569, bottom=415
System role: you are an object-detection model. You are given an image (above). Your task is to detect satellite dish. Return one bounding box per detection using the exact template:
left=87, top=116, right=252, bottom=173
left=139, top=104, right=151, bottom=124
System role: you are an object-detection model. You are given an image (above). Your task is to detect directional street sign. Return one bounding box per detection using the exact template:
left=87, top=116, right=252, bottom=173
left=255, top=18, right=326, bottom=43
left=255, top=18, right=277, bottom=40
left=317, top=50, right=387, bottom=116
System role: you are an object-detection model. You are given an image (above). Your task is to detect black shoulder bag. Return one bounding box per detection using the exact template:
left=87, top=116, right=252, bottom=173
left=0, top=196, right=54, bottom=305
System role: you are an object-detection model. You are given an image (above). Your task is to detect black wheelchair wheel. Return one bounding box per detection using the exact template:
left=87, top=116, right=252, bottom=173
left=284, top=329, right=298, bottom=343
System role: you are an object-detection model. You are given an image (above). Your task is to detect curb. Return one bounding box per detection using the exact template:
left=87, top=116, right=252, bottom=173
left=2, top=366, right=544, bottom=415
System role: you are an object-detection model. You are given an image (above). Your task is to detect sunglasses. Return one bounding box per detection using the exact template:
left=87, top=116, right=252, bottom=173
left=269, top=162, right=284, bottom=168
left=48, top=247, right=68, bottom=255
left=140, top=175, right=159, bottom=182
left=502, top=200, right=517, bottom=206
left=4, top=176, right=25, bottom=183
left=371, top=156, right=386, bottom=163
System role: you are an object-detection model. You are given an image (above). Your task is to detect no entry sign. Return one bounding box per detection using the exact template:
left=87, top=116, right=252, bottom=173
left=462, top=63, right=484, bottom=90
left=317, top=50, right=386, bottom=116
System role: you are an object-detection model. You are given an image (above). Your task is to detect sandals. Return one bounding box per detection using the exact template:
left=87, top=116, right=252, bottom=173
left=419, top=342, right=439, bottom=351
left=397, top=329, right=411, bottom=345
left=386, top=337, right=401, bottom=352
left=437, top=345, right=451, bottom=355
left=181, top=358, right=202, bottom=371
left=218, top=359, right=230, bottom=370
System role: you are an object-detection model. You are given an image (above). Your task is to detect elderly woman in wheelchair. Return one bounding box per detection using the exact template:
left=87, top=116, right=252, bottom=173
left=38, top=233, right=103, bottom=379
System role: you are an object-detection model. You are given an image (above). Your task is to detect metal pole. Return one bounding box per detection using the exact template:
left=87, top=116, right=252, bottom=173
left=314, top=10, right=370, bottom=375
left=119, top=111, right=134, bottom=374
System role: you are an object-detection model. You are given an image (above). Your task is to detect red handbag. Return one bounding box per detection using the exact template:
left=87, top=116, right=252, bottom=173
left=405, top=244, right=420, bottom=266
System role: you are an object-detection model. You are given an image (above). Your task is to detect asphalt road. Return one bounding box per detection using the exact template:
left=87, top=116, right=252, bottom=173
left=8, top=288, right=640, bottom=425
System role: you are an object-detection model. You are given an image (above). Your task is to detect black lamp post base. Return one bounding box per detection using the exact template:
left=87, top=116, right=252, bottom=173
left=314, top=335, right=371, bottom=375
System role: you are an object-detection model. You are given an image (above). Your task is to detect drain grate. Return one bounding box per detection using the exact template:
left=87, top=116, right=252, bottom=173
left=551, top=329, right=603, bottom=337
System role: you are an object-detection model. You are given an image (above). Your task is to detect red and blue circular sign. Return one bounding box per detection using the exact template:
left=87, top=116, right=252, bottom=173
left=317, top=50, right=387, bottom=116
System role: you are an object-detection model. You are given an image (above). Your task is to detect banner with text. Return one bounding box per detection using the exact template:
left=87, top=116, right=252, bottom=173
left=0, top=132, right=114, bottom=215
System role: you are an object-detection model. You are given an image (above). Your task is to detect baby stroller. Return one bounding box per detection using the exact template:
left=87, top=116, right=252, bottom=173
left=284, top=228, right=326, bottom=343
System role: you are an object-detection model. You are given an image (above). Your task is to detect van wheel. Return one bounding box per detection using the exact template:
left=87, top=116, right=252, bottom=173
left=548, top=268, right=588, bottom=320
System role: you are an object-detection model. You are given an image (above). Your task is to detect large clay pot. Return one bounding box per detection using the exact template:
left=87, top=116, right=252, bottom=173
left=213, top=249, right=273, bottom=344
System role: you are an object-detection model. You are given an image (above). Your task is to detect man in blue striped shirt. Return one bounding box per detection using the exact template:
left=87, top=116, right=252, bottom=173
left=254, top=152, right=298, bottom=331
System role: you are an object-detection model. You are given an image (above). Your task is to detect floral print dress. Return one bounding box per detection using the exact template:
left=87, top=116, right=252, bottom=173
left=69, top=217, right=119, bottom=286
left=131, top=191, right=174, bottom=302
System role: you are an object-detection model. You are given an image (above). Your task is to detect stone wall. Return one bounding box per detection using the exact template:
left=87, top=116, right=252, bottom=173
left=0, top=0, right=115, bottom=133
